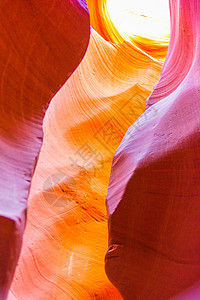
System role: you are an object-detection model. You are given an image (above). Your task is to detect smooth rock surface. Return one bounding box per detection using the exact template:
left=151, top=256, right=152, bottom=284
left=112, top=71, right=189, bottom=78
left=105, top=0, right=200, bottom=299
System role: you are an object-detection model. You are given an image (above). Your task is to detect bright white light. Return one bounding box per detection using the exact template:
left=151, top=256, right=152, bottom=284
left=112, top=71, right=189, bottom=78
left=107, top=0, right=170, bottom=41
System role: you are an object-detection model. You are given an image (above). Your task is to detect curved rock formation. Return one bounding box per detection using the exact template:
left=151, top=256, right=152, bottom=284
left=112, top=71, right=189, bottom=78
left=87, top=0, right=169, bottom=60
left=6, top=7, right=166, bottom=300
left=5, top=0, right=197, bottom=299
left=105, top=0, right=200, bottom=299
left=0, top=1, right=90, bottom=298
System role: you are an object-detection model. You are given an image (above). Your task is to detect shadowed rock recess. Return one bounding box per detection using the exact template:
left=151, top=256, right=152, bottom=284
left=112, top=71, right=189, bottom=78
left=0, top=0, right=90, bottom=299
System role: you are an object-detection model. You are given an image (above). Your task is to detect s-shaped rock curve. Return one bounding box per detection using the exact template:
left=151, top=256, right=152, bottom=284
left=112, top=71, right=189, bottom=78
left=0, top=1, right=90, bottom=298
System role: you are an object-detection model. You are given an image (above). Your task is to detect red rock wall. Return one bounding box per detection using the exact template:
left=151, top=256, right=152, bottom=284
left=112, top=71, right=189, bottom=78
left=0, top=0, right=89, bottom=298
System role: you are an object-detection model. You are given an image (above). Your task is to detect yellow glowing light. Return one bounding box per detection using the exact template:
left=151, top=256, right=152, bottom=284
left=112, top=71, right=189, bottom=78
left=107, top=0, right=170, bottom=42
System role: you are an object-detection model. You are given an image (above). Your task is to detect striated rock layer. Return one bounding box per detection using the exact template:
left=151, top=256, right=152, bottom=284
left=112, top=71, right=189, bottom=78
left=7, top=26, right=164, bottom=299
left=105, top=0, right=200, bottom=299
left=0, top=0, right=90, bottom=298
left=6, top=6, right=167, bottom=300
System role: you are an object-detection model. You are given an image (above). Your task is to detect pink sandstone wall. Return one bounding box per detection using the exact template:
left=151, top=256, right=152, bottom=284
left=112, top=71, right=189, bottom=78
left=1, top=0, right=199, bottom=299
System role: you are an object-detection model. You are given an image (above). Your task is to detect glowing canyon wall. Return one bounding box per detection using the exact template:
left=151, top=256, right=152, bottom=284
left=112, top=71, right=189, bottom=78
left=0, top=0, right=199, bottom=299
